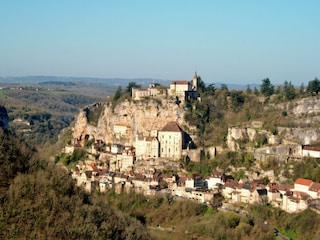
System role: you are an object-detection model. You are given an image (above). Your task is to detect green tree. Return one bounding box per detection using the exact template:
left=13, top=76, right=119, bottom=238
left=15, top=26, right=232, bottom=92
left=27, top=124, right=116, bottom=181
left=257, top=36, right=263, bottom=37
left=260, top=78, right=274, bottom=97
left=246, top=85, right=252, bottom=94
left=300, top=83, right=305, bottom=94
left=221, top=84, right=229, bottom=92
left=284, top=80, right=296, bottom=100
left=126, top=82, right=141, bottom=96
left=197, top=76, right=206, bottom=94
left=113, top=86, right=122, bottom=101
left=230, top=91, right=244, bottom=112
left=307, top=77, right=320, bottom=95
left=204, top=83, right=215, bottom=96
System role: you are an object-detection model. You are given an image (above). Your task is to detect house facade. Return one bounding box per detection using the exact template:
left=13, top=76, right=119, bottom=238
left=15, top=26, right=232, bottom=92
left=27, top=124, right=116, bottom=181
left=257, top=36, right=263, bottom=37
left=302, top=145, right=320, bottom=158
left=132, top=72, right=198, bottom=101
left=135, top=135, right=160, bottom=160
left=158, top=121, right=185, bottom=160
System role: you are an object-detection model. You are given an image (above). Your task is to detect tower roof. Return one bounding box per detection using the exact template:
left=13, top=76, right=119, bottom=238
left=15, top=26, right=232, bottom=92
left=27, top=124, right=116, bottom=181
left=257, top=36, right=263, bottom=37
left=193, top=72, right=197, bottom=79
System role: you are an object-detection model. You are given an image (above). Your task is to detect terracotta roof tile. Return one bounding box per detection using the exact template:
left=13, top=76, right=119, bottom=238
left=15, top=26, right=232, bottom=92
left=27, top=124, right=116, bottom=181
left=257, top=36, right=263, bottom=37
left=171, top=80, right=190, bottom=85
left=309, top=182, right=320, bottom=192
left=295, top=178, right=313, bottom=186
left=303, top=146, right=320, bottom=151
left=161, top=121, right=183, bottom=132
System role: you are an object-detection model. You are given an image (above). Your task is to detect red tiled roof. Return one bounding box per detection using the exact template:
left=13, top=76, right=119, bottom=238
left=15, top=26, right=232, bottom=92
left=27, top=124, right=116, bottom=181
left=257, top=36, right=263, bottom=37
left=171, top=80, right=190, bottom=85
left=161, top=121, right=183, bottom=132
left=295, top=178, right=313, bottom=186
left=211, top=171, right=222, bottom=178
left=145, top=136, right=155, bottom=142
left=303, top=146, right=320, bottom=152
left=278, top=184, right=293, bottom=191
left=309, top=182, right=320, bottom=192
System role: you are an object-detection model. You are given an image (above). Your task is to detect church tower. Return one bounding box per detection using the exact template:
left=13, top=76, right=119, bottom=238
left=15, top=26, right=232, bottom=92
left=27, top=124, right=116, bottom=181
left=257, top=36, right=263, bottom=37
left=192, top=72, right=198, bottom=91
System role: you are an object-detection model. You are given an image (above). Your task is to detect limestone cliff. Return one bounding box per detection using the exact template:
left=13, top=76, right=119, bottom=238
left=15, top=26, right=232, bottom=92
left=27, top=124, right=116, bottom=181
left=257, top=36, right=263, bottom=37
left=227, top=96, right=320, bottom=158
left=73, top=99, right=186, bottom=146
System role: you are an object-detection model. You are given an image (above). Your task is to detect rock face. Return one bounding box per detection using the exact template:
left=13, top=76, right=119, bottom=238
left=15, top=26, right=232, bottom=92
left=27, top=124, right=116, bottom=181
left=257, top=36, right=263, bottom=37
left=292, top=97, right=320, bottom=116
left=0, top=106, right=9, bottom=130
left=278, top=127, right=320, bottom=145
left=227, top=127, right=261, bottom=151
left=73, top=99, right=186, bottom=146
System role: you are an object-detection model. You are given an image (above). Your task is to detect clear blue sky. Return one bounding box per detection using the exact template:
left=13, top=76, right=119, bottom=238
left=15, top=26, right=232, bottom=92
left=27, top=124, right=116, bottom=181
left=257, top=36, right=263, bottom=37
left=1, top=1, right=319, bottom=85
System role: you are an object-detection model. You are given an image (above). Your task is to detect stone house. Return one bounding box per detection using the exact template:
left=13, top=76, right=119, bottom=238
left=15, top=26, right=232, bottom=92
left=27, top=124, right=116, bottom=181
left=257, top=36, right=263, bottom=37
left=99, top=176, right=111, bottom=193
left=161, top=173, right=176, bottom=188
left=294, top=178, right=313, bottom=192
left=266, top=183, right=282, bottom=204
left=169, top=80, right=192, bottom=98
left=231, top=190, right=241, bottom=203
left=79, top=171, right=99, bottom=193
left=222, top=180, right=241, bottom=201
left=132, top=72, right=198, bottom=101
left=282, top=191, right=309, bottom=213
left=204, top=171, right=223, bottom=190
left=302, top=145, right=320, bottom=158
left=158, top=121, right=187, bottom=160
left=132, top=84, right=167, bottom=101
left=308, top=182, right=320, bottom=199
left=135, top=135, right=160, bottom=160
left=168, top=72, right=198, bottom=100
left=241, top=183, right=252, bottom=203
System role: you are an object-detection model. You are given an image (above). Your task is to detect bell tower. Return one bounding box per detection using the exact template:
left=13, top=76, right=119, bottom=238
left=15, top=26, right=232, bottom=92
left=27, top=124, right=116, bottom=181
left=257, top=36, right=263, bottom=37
left=192, top=72, right=198, bottom=91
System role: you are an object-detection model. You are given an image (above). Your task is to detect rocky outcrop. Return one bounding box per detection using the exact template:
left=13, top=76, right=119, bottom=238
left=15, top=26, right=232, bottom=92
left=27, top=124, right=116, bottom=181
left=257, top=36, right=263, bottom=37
left=278, top=127, right=320, bottom=145
left=227, top=126, right=262, bottom=151
left=73, top=99, right=186, bottom=146
left=292, top=97, right=320, bottom=116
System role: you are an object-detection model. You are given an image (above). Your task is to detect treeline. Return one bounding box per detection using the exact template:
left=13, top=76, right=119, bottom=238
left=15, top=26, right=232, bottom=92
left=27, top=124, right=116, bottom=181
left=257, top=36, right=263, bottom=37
left=39, top=81, right=76, bottom=86
left=0, top=129, right=153, bottom=239
left=182, top=76, right=320, bottom=148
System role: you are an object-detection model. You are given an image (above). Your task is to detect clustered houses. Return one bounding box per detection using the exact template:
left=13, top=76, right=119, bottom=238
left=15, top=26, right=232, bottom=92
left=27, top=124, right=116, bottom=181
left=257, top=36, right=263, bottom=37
left=132, top=72, right=199, bottom=101
left=71, top=160, right=320, bottom=213
left=222, top=177, right=320, bottom=213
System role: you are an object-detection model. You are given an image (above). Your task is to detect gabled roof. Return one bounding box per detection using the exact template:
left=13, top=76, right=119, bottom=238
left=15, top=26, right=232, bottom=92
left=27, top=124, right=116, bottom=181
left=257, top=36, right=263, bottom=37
left=146, top=136, right=157, bottom=142
left=302, top=146, right=320, bottom=152
left=211, top=171, right=222, bottom=178
left=309, top=182, right=320, bottom=192
left=295, top=178, right=313, bottom=186
left=170, top=80, right=190, bottom=85
left=160, top=121, right=183, bottom=132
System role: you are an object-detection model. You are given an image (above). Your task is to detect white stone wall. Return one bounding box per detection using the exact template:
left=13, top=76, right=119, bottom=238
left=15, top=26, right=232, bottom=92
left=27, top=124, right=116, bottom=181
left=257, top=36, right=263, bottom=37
left=169, top=83, right=190, bottom=97
left=158, top=131, right=182, bottom=159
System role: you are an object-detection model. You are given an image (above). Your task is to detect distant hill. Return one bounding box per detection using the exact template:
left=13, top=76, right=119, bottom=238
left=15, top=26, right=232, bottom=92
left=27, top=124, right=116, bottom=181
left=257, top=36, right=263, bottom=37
left=0, top=76, right=260, bottom=90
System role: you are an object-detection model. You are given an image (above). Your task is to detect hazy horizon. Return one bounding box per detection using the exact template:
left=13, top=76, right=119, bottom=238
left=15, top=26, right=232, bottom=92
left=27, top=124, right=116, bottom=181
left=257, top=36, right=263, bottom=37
left=1, top=1, right=319, bottom=85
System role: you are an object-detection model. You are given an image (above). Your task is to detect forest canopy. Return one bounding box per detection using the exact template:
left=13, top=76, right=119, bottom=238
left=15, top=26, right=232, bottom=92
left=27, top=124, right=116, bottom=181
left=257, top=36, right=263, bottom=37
left=0, top=129, right=152, bottom=240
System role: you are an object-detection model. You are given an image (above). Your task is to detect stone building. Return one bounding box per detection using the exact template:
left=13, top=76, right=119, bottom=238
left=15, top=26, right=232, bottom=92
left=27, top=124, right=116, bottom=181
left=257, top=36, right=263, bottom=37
left=135, top=135, right=160, bottom=160
left=158, top=121, right=186, bottom=160
left=132, top=72, right=199, bottom=101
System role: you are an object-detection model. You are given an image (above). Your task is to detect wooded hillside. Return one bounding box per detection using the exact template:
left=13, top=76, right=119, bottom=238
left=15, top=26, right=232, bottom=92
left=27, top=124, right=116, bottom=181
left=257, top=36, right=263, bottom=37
left=0, top=129, right=152, bottom=239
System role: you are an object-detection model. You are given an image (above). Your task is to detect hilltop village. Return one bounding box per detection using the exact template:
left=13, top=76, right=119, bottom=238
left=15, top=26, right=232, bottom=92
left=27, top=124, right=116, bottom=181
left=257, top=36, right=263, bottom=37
left=67, top=73, right=320, bottom=214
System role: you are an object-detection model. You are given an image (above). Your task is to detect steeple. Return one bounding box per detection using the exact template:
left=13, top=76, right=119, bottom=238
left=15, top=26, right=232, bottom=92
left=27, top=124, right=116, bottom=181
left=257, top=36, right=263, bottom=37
left=192, top=71, right=198, bottom=91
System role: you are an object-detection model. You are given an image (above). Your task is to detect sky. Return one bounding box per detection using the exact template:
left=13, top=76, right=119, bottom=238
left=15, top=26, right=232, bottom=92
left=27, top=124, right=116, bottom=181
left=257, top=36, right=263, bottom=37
left=1, top=1, right=319, bottom=85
